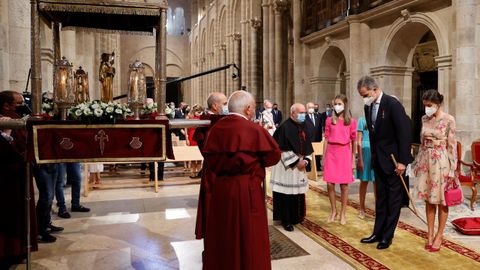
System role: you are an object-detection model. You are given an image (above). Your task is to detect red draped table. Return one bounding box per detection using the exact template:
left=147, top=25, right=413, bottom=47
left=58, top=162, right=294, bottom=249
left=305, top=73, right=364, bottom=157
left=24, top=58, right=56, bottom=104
left=27, top=119, right=174, bottom=194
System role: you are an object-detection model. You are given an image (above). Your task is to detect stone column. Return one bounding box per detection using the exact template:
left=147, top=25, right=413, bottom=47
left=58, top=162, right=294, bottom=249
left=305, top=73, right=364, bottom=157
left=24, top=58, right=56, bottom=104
left=240, top=20, right=248, bottom=89
left=31, top=0, right=42, bottom=114
left=455, top=0, right=478, bottom=143
left=52, top=23, right=61, bottom=62
left=220, top=44, right=227, bottom=93
left=156, top=8, right=167, bottom=115
left=291, top=0, right=303, bottom=104
left=262, top=1, right=270, bottom=100
left=273, top=0, right=287, bottom=110
left=347, top=18, right=362, bottom=118
left=268, top=2, right=275, bottom=100
left=0, top=0, right=9, bottom=90
left=435, top=55, right=452, bottom=113
left=250, top=18, right=262, bottom=101
left=233, top=33, right=242, bottom=91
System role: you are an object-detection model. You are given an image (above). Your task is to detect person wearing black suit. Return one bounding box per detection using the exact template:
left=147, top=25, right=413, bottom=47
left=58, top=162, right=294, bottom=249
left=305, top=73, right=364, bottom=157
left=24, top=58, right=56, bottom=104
left=304, top=102, right=323, bottom=170
left=272, top=103, right=283, bottom=127
left=357, top=76, right=413, bottom=250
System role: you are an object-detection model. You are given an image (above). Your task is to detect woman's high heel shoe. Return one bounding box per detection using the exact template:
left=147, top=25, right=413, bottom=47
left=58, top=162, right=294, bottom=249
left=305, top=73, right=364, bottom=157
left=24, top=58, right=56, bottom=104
left=429, top=246, right=441, bottom=252
left=424, top=244, right=432, bottom=250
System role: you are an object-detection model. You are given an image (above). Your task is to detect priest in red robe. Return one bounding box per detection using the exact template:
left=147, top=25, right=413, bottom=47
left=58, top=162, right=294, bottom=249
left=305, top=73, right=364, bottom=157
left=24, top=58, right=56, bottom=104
left=0, top=91, right=37, bottom=268
left=194, top=92, right=227, bottom=241
left=202, top=91, right=281, bottom=270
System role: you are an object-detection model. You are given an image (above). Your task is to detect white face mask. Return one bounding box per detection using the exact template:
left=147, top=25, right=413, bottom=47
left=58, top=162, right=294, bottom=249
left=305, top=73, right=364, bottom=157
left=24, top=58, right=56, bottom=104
left=334, top=104, right=344, bottom=114
left=425, top=105, right=438, bottom=117
left=265, top=108, right=272, bottom=113
left=363, top=96, right=375, bottom=106
left=307, top=108, right=315, bottom=114
left=222, top=105, right=229, bottom=115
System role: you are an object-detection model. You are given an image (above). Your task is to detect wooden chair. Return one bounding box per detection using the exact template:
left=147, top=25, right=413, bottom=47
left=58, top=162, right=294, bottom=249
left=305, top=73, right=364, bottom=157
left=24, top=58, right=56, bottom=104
left=471, top=140, right=480, bottom=195
left=456, top=141, right=478, bottom=210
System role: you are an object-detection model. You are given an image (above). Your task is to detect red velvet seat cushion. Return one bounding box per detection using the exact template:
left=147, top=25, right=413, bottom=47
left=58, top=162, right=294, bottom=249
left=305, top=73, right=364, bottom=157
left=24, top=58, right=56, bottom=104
left=458, top=174, right=472, bottom=183
left=452, top=217, right=480, bottom=235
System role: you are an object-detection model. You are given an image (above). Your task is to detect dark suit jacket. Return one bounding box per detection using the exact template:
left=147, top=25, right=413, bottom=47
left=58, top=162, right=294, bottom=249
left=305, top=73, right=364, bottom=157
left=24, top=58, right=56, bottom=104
left=305, top=113, right=322, bottom=142
left=272, top=109, right=282, bottom=125
left=365, top=93, right=413, bottom=174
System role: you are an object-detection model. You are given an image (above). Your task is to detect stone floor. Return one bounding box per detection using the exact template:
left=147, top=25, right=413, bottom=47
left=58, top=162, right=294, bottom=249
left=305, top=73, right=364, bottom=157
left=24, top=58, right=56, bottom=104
left=11, top=167, right=480, bottom=269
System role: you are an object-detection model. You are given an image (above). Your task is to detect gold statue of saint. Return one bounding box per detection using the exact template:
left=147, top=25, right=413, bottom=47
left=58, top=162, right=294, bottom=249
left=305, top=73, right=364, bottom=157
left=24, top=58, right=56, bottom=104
left=74, top=66, right=90, bottom=103
left=99, top=52, right=115, bottom=102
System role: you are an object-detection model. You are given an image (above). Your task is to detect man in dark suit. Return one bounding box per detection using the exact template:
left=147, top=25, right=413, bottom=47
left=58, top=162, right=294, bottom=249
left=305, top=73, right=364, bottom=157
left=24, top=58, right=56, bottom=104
left=272, top=103, right=283, bottom=127
left=304, top=102, right=322, bottom=170
left=357, top=76, right=413, bottom=250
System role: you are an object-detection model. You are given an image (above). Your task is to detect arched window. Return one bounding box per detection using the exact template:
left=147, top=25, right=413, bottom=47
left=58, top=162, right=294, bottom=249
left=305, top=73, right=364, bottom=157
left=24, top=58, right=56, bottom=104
left=167, top=7, right=186, bottom=36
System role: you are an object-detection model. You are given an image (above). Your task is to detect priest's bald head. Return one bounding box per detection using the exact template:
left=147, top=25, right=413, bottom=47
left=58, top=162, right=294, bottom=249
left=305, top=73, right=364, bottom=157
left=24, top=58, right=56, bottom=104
left=207, top=92, right=228, bottom=114
left=290, top=103, right=307, bottom=123
left=228, top=90, right=256, bottom=120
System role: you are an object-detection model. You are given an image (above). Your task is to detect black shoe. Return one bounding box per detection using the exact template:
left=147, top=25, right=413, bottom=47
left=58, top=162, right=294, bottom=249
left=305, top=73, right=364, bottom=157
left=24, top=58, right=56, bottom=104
left=38, top=233, right=57, bottom=243
left=361, top=234, right=380, bottom=244
left=48, top=223, right=64, bottom=233
left=71, top=205, right=90, bottom=212
left=58, top=210, right=71, bottom=219
left=282, top=224, right=294, bottom=232
left=376, top=239, right=392, bottom=249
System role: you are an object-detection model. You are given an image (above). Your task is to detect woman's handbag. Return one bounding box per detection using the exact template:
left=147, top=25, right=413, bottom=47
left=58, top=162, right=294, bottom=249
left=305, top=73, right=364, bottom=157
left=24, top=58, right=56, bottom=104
left=444, top=180, right=463, bottom=206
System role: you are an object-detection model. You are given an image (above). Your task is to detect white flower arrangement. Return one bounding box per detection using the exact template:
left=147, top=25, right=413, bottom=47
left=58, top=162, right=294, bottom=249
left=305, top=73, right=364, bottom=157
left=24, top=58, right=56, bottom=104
left=68, top=100, right=132, bottom=123
left=140, top=98, right=158, bottom=115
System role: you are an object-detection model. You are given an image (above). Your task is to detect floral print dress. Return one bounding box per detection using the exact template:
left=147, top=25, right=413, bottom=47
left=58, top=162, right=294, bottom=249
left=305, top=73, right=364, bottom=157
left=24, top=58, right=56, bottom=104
left=413, top=112, right=460, bottom=206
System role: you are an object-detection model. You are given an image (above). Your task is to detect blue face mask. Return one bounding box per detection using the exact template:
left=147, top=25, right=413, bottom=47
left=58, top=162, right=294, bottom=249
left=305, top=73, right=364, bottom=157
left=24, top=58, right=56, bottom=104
left=222, top=105, right=229, bottom=115
left=296, top=113, right=306, bottom=123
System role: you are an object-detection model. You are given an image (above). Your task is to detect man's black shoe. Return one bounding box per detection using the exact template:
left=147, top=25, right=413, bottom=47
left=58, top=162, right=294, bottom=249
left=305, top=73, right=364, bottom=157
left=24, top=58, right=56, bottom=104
left=58, top=210, right=71, bottom=219
left=376, top=239, right=392, bottom=249
left=361, top=235, right=379, bottom=244
left=71, top=205, right=90, bottom=212
left=48, top=223, right=64, bottom=233
left=282, top=224, right=294, bottom=232
left=38, top=233, right=57, bottom=243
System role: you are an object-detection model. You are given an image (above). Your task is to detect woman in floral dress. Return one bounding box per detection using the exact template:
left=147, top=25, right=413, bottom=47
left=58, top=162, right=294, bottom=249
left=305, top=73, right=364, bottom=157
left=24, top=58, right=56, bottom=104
left=413, top=89, right=460, bottom=252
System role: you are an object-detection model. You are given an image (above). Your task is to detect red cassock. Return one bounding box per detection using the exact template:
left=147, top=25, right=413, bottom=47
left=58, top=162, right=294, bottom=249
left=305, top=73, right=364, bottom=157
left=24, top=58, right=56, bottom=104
left=0, top=133, right=38, bottom=261
left=194, top=113, right=224, bottom=240
left=202, top=115, right=281, bottom=270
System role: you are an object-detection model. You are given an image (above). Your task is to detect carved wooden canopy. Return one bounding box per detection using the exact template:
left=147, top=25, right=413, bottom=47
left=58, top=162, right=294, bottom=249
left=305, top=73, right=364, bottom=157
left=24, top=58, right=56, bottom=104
left=38, top=0, right=168, bottom=33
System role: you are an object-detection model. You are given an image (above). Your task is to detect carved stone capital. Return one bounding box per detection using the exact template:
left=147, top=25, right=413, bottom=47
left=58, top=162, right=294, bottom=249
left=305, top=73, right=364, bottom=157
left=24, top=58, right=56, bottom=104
left=325, top=35, right=332, bottom=45
left=219, top=44, right=227, bottom=51
left=273, top=0, right=289, bottom=13
left=250, top=17, right=262, bottom=29
left=232, top=33, right=241, bottom=41
left=401, top=9, right=411, bottom=22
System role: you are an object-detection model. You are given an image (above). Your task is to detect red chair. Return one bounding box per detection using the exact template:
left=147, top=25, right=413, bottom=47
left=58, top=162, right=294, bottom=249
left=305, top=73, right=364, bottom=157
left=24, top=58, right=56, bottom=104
left=456, top=142, right=477, bottom=210
left=472, top=140, right=480, bottom=194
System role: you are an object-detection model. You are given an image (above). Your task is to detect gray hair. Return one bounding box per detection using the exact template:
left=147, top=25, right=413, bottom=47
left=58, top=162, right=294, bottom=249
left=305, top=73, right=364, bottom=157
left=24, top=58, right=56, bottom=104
left=207, top=92, right=225, bottom=110
left=290, top=103, right=303, bottom=113
left=357, top=75, right=378, bottom=90
left=228, top=91, right=254, bottom=113
left=263, top=99, right=272, bottom=106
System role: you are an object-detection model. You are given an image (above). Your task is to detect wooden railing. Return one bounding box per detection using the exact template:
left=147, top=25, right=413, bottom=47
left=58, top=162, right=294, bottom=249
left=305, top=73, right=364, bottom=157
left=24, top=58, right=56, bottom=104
left=301, top=0, right=394, bottom=36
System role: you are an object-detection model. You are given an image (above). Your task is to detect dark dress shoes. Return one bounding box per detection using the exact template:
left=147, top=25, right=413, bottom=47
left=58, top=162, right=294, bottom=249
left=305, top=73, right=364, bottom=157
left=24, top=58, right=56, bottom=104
left=38, top=233, right=57, bottom=243
left=377, top=239, right=392, bottom=249
left=361, top=235, right=379, bottom=244
left=47, top=223, right=64, bottom=233
left=71, top=205, right=91, bottom=212
left=282, top=224, right=294, bottom=232
left=58, top=210, right=71, bottom=219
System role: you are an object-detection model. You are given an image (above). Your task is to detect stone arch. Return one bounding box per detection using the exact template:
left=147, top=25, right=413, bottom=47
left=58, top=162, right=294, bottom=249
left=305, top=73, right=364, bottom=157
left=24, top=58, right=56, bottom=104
left=166, top=63, right=183, bottom=78
left=218, top=6, right=227, bottom=45
left=310, top=45, right=348, bottom=108
left=381, top=12, right=449, bottom=66
left=378, top=11, right=451, bottom=117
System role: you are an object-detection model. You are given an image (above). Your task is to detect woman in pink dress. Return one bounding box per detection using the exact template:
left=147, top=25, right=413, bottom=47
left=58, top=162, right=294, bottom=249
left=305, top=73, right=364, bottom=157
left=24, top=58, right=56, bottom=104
left=323, top=94, right=357, bottom=225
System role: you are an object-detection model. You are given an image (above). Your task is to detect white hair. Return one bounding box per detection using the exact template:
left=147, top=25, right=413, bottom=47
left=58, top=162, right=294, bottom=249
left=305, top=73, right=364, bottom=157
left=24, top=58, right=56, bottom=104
left=263, top=99, right=272, bottom=106
left=290, top=103, right=304, bottom=113
left=228, top=91, right=254, bottom=113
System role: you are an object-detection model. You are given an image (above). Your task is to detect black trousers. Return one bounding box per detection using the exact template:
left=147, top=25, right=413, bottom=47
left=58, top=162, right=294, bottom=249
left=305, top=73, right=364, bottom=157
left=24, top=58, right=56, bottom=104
left=272, top=192, right=305, bottom=225
left=372, top=167, right=403, bottom=241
